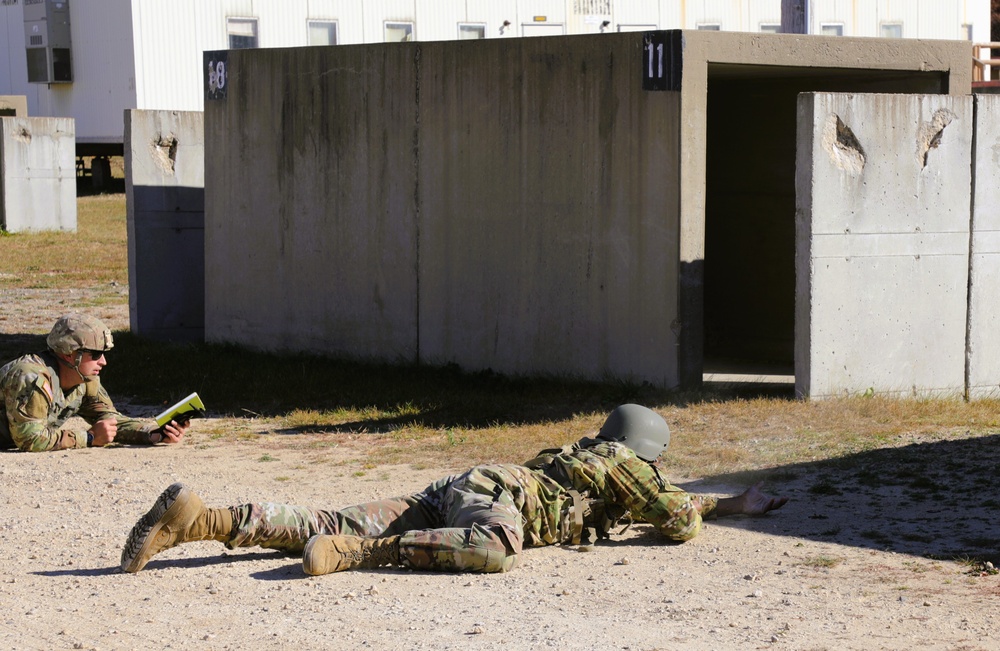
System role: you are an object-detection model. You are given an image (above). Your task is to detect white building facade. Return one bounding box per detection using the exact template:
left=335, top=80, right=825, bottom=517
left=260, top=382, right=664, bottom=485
left=0, top=0, right=990, bottom=150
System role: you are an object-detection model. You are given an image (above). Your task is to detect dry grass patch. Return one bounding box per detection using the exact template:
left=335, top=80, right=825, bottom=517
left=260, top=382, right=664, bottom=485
left=0, top=193, right=128, bottom=289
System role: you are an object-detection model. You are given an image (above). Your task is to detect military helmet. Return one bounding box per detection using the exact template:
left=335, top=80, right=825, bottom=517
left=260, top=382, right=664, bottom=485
left=46, top=313, right=114, bottom=356
left=597, top=404, right=671, bottom=461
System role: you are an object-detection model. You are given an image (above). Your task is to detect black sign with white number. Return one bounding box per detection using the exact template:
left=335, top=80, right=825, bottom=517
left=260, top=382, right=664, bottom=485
left=642, top=31, right=681, bottom=91
left=204, top=51, right=228, bottom=101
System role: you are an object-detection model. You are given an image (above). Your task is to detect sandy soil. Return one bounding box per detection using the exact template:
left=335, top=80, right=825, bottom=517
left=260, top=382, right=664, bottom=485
left=0, top=289, right=997, bottom=651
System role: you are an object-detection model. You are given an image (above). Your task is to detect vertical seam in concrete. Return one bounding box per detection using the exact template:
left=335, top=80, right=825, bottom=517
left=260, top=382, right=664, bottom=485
left=964, top=95, right=977, bottom=403
left=413, top=44, right=422, bottom=363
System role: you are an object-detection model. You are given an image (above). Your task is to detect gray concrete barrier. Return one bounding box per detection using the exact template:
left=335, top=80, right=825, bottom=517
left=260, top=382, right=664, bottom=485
left=0, top=116, right=76, bottom=233
left=125, top=109, right=205, bottom=342
left=796, top=93, right=972, bottom=398
left=968, top=94, right=1000, bottom=399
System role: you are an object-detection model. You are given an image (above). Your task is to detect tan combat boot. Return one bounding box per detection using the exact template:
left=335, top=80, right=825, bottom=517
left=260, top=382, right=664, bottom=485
left=302, top=534, right=401, bottom=575
left=120, top=483, right=232, bottom=573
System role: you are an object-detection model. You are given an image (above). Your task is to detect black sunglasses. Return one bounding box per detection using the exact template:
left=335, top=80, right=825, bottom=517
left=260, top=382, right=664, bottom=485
left=82, top=349, right=107, bottom=361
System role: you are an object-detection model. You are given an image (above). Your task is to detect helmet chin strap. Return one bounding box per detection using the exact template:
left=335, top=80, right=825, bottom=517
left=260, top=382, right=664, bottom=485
left=56, top=350, right=89, bottom=384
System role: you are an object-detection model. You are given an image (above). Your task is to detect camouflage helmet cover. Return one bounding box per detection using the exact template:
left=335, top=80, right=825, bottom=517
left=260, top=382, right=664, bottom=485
left=46, top=313, right=114, bottom=355
left=597, top=403, right=671, bottom=462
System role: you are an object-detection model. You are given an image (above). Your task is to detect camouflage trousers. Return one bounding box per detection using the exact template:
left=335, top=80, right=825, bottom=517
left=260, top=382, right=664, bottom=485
left=228, top=465, right=573, bottom=573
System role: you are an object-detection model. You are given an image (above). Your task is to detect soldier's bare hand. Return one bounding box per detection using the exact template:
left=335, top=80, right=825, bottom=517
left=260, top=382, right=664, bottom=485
left=158, top=420, right=187, bottom=444
left=737, top=482, right=788, bottom=515
left=89, top=419, right=118, bottom=446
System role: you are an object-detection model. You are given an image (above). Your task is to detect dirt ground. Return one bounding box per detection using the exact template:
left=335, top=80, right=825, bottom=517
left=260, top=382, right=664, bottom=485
left=1, top=289, right=998, bottom=651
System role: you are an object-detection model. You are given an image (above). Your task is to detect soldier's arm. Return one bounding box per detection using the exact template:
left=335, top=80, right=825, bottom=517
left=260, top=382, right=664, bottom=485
left=6, top=382, right=86, bottom=451
left=77, top=382, right=158, bottom=445
left=604, top=454, right=707, bottom=542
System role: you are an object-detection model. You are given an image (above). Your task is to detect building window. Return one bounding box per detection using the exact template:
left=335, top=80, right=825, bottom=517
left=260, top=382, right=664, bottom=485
left=308, top=20, right=338, bottom=46
left=458, top=23, right=485, bottom=40
left=697, top=23, right=721, bottom=31
left=759, top=23, right=780, bottom=33
left=228, top=18, right=259, bottom=49
left=962, top=23, right=973, bottom=40
left=821, top=23, right=844, bottom=36
left=385, top=21, right=414, bottom=42
left=880, top=23, right=902, bottom=39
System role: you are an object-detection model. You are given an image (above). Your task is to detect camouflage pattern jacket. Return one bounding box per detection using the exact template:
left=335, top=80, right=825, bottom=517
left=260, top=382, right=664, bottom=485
left=0, top=351, right=155, bottom=452
left=523, top=439, right=719, bottom=545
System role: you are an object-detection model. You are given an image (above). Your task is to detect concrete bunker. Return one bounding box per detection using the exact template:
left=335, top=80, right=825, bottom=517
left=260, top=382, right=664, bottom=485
left=702, top=64, right=950, bottom=384
left=190, top=30, right=985, bottom=397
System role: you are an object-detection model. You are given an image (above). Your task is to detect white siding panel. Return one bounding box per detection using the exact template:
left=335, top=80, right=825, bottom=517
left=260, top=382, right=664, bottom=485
left=195, top=0, right=252, bottom=52
left=306, top=0, right=365, bottom=45
left=567, top=0, right=611, bottom=35
left=685, top=0, right=743, bottom=31
left=812, top=0, right=878, bottom=37
left=48, top=0, right=135, bottom=142
left=614, top=0, right=664, bottom=29
left=416, top=0, right=466, bottom=42
left=521, top=0, right=568, bottom=35
left=963, top=0, right=991, bottom=42
left=0, top=1, right=34, bottom=107
left=133, top=0, right=202, bottom=111
left=745, top=0, right=781, bottom=32
left=809, top=0, right=859, bottom=36
left=363, top=0, right=416, bottom=43
left=0, top=4, right=17, bottom=93
left=253, top=0, right=309, bottom=47
left=873, top=0, right=918, bottom=38
left=465, top=0, right=519, bottom=39
left=917, top=0, right=960, bottom=40
left=660, top=0, right=683, bottom=29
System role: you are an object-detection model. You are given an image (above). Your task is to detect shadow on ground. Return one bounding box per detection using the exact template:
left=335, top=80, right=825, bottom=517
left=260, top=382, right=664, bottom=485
left=690, top=433, right=1000, bottom=565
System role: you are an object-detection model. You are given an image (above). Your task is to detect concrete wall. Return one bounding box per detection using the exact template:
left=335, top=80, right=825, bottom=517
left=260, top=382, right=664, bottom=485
left=205, top=44, right=422, bottom=362
left=205, top=34, right=683, bottom=385
left=0, top=95, right=27, bottom=116
left=199, top=30, right=977, bottom=391
left=795, top=93, right=973, bottom=398
left=125, top=110, right=205, bottom=342
left=416, top=37, right=680, bottom=383
left=677, top=31, right=972, bottom=387
left=968, top=95, right=1000, bottom=399
left=0, top=116, right=75, bottom=233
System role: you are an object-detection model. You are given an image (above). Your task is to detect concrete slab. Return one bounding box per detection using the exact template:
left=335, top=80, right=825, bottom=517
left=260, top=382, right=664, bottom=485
left=795, top=93, right=973, bottom=398
left=967, top=94, right=1000, bottom=399
left=125, top=110, right=205, bottom=342
left=0, top=116, right=76, bottom=233
left=416, top=35, right=681, bottom=385
left=203, top=45, right=420, bottom=360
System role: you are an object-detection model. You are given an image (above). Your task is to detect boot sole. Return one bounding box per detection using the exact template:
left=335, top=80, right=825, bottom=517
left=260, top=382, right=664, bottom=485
left=302, top=534, right=331, bottom=576
left=120, top=483, right=189, bottom=573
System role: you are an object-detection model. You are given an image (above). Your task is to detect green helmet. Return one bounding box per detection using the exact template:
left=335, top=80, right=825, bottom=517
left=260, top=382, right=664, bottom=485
left=46, top=313, right=114, bottom=356
left=597, top=404, right=670, bottom=461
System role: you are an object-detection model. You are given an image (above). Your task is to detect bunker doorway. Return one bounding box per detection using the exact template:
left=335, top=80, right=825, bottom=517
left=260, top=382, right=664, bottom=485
left=701, top=65, right=948, bottom=390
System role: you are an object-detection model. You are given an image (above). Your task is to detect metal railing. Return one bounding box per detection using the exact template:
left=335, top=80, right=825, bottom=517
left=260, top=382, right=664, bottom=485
left=973, top=42, right=1000, bottom=82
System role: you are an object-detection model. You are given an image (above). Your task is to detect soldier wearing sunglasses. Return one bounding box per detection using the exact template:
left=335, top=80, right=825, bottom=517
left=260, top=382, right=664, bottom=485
left=0, top=313, right=188, bottom=452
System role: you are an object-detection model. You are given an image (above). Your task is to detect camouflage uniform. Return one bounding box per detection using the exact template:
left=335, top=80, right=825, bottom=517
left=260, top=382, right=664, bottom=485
left=226, top=440, right=719, bottom=572
left=0, top=351, right=156, bottom=452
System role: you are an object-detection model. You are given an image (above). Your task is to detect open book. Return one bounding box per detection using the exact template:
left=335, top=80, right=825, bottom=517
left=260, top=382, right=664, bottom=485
left=154, top=392, right=207, bottom=428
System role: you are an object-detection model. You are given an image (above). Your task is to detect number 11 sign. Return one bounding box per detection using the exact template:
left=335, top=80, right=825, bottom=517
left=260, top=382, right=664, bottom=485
left=642, top=31, right=681, bottom=91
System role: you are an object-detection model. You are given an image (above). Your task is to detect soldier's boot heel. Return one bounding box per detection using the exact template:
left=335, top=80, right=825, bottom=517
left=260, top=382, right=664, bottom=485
left=120, top=483, right=233, bottom=573
left=302, top=534, right=401, bottom=575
